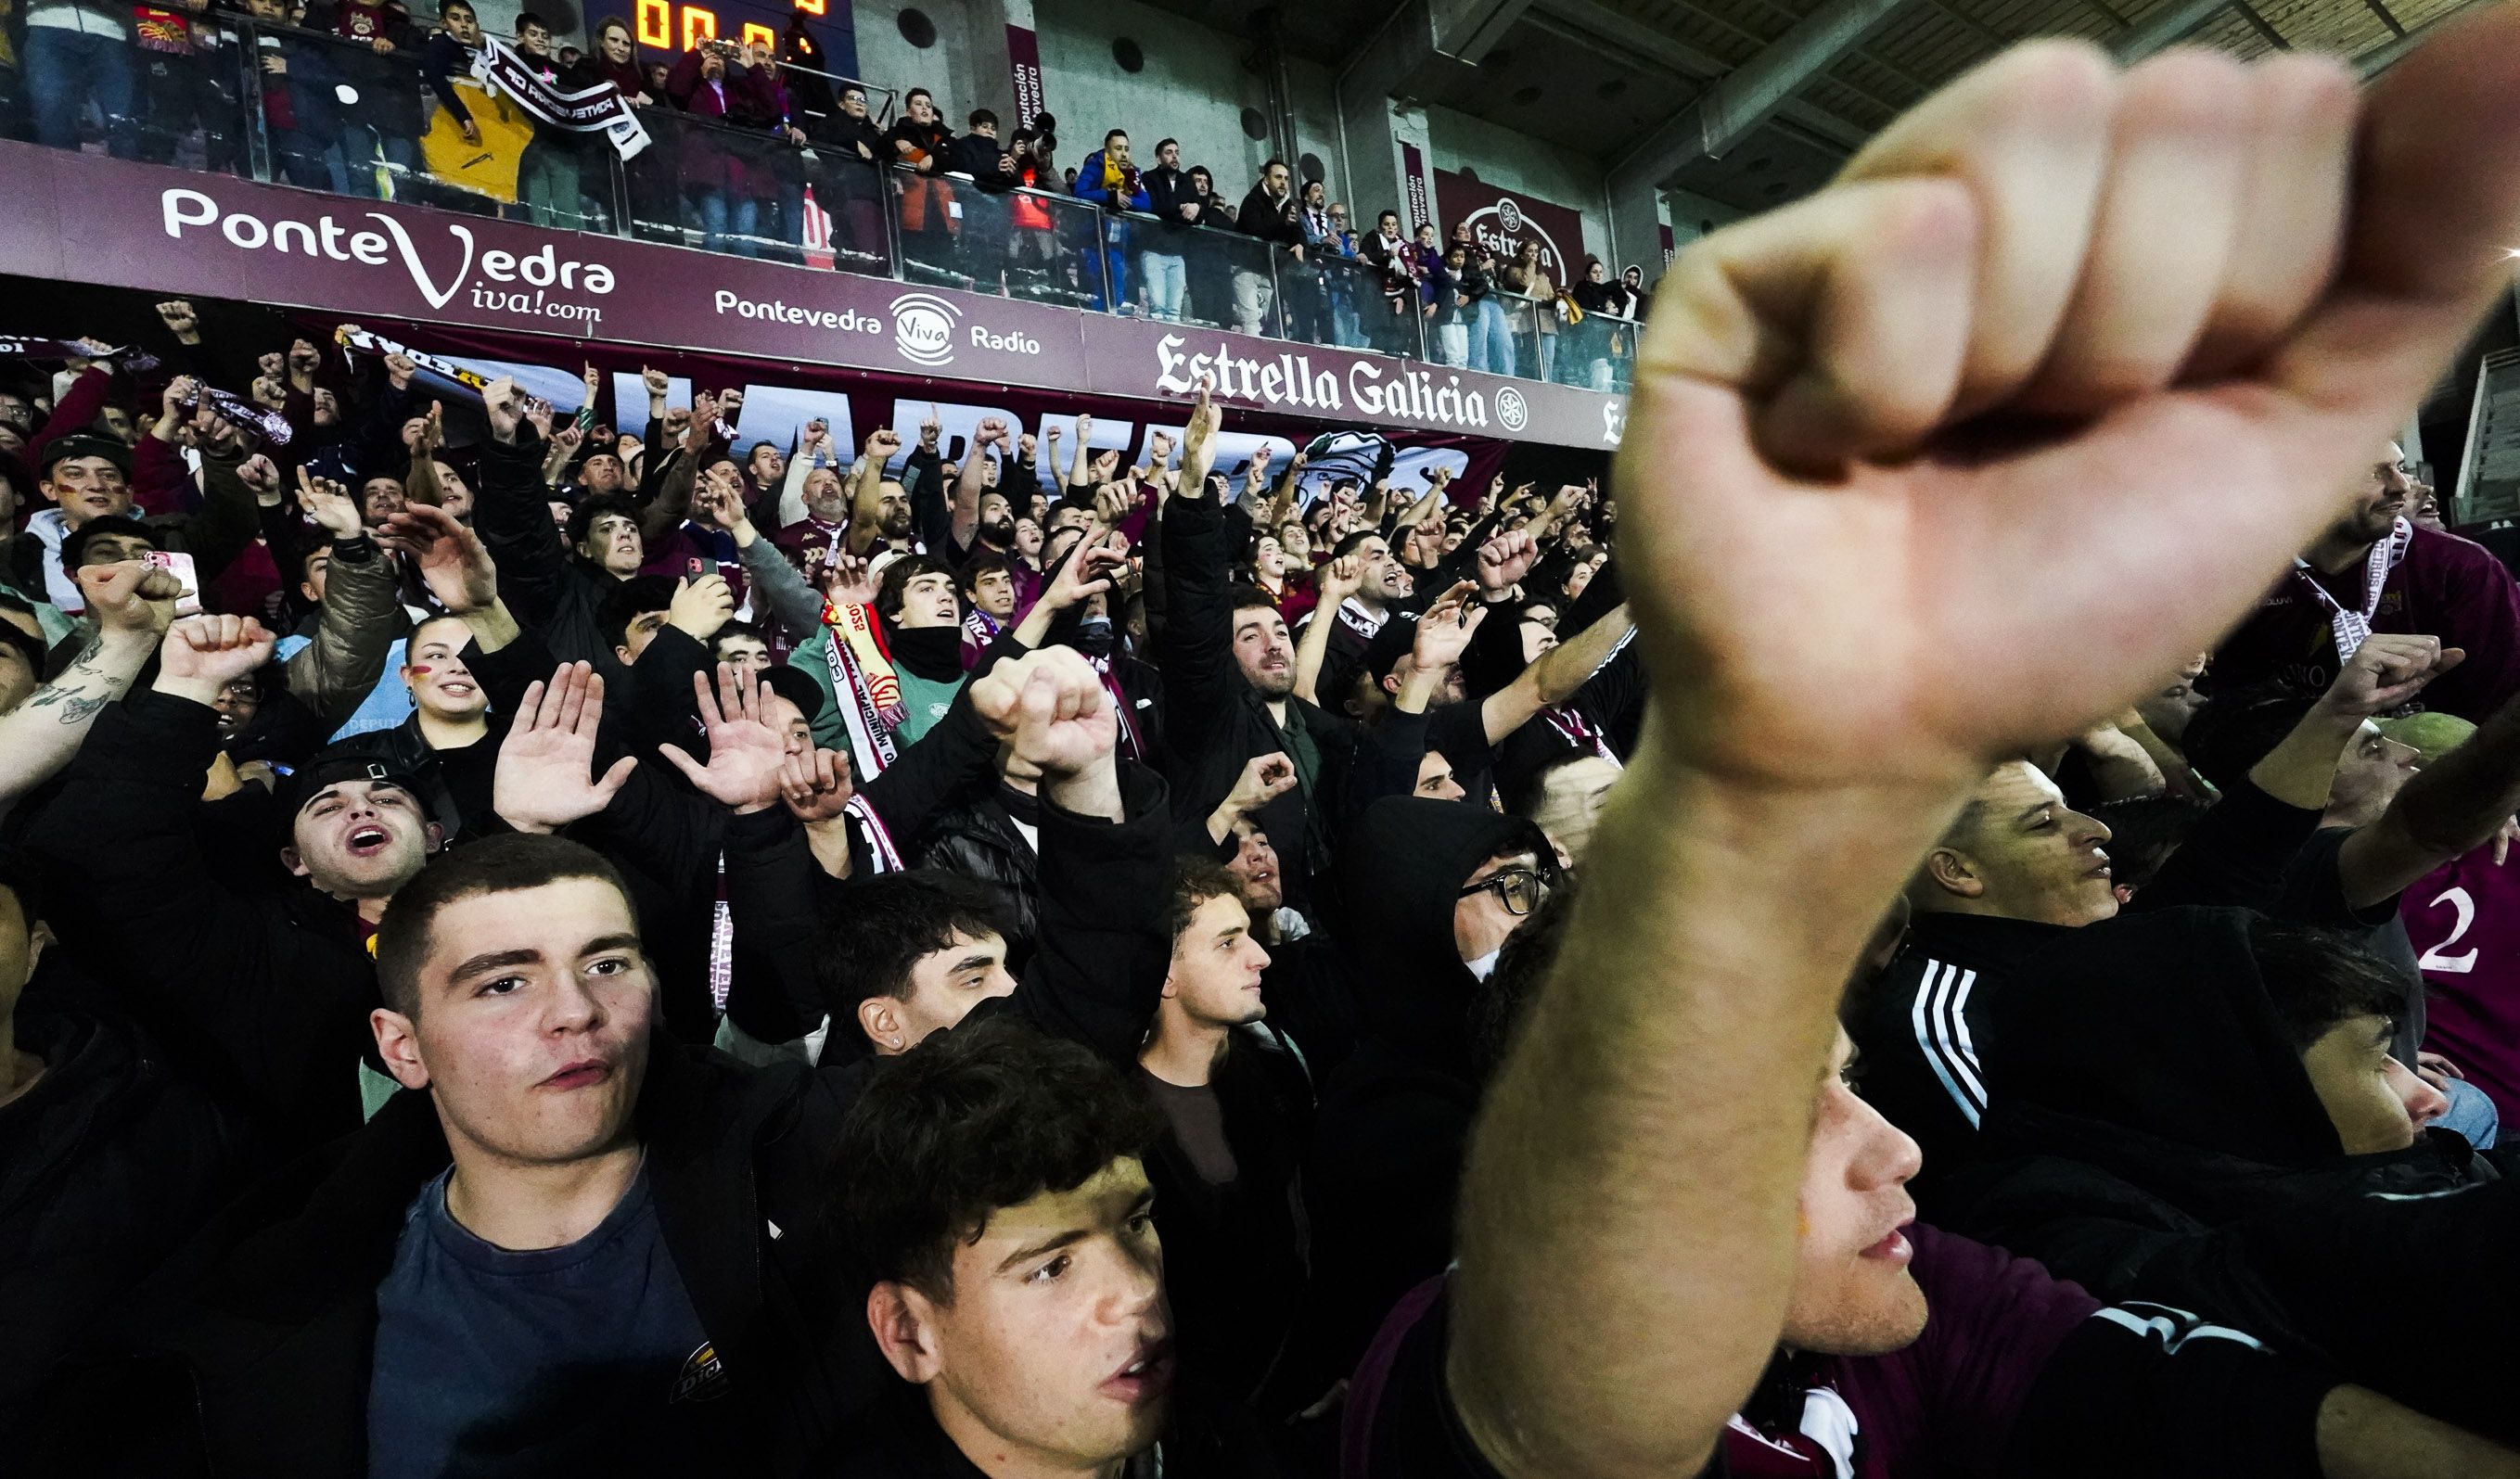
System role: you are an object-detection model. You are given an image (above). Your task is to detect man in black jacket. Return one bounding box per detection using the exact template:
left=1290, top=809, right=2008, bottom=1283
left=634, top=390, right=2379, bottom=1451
left=26, top=614, right=442, bottom=1142
left=1159, top=386, right=1358, bottom=915
left=1140, top=136, right=1200, bottom=323
left=475, top=375, right=643, bottom=675
left=0, top=853, right=261, bottom=1437
left=1294, top=797, right=1552, bottom=1394
left=1233, top=159, right=1302, bottom=337
left=1138, top=859, right=1315, bottom=1416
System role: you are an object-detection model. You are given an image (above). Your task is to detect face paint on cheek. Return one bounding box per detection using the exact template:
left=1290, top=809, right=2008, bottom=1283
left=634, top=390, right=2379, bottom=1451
left=1797, top=1209, right=1811, bottom=1240
left=406, top=666, right=432, bottom=678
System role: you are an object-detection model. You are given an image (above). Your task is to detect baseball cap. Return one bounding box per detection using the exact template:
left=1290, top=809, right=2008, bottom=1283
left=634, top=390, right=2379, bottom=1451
left=761, top=663, right=827, bottom=723
left=279, top=751, right=429, bottom=819
left=38, top=431, right=132, bottom=477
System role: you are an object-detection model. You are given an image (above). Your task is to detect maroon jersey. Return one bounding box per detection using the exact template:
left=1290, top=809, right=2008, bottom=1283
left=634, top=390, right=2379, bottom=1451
left=2402, top=848, right=2520, bottom=1122
left=2211, top=524, right=2520, bottom=720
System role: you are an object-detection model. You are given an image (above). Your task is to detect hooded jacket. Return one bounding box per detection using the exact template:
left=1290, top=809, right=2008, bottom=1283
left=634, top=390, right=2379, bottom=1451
left=1883, top=909, right=2520, bottom=1446
left=1295, top=797, right=1549, bottom=1393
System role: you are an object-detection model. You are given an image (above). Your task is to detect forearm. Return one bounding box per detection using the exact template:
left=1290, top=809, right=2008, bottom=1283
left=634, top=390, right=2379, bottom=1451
left=289, top=538, right=400, bottom=721
left=2317, top=1384, right=2520, bottom=1479
left=459, top=597, right=521, bottom=655
left=1292, top=602, right=1338, bottom=704
left=404, top=447, right=446, bottom=506
left=847, top=457, right=885, bottom=555
left=1531, top=606, right=1634, bottom=706
left=2072, top=722, right=2168, bottom=802
left=1448, top=744, right=1968, bottom=1479
left=640, top=454, right=697, bottom=543
left=0, top=629, right=158, bottom=806
left=733, top=529, right=825, bottom=642
left=2251, top=700, right=2365, bottom=810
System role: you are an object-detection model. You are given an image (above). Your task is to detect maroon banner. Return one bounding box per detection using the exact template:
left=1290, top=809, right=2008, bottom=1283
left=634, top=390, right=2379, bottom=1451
left=0, top=142, right=1622, bottom=450
left=1434, top=170, right=1591, bottom=286
left=1005, top=22, right=1046, bottom=132
left=1400, top=142, right=1432, bottom=235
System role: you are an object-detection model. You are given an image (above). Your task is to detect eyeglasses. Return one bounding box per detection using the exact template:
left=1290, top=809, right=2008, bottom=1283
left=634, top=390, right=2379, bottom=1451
left=1459, top=866, right=1549, bottom=917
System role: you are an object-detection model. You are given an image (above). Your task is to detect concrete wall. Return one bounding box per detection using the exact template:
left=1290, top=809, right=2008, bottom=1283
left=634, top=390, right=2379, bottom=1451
left=1419, top=103, right=1605, bottom=247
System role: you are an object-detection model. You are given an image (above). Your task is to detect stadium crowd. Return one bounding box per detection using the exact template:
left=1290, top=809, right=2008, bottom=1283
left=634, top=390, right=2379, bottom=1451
left=11, top=10, right=2520, bottom=1479
left=5, top=0, right=1648, bottom=386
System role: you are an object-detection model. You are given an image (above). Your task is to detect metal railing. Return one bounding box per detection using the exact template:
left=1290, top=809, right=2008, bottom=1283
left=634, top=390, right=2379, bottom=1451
left=41, top=18, right=1620, bottom=392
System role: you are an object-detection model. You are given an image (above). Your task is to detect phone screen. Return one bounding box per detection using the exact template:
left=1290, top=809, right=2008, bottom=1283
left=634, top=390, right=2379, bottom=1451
left=145, top=550, right=204, bottom=617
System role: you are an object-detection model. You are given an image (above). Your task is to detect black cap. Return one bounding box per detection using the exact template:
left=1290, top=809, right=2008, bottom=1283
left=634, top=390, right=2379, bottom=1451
left=762, top=663, right=826, bottom=723
left=38, top=431, right=132, bottom=477
left=278, top=751, right=429, bottom=819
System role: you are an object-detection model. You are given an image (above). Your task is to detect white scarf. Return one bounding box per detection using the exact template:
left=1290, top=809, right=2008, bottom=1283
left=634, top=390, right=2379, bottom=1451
left=2292, top=517, right=2413, bottom=662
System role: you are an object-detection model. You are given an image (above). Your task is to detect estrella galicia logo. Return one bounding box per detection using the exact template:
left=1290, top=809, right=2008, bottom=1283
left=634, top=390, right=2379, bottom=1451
left=1497, top=198, right=1524, bottom=234
left=1495, top=387, right=1528, bottom=432
left=890, top=292, right=960, bottom=367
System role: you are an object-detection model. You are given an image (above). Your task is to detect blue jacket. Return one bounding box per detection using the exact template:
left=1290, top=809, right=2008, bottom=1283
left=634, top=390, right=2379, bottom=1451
left=1073, top=148, right=1150, bottom=211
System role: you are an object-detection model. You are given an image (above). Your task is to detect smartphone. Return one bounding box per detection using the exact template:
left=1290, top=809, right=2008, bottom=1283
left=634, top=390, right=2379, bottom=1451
left=145, top=549, right=203, bottom=617
left=685, top=556, right=709, bottom=580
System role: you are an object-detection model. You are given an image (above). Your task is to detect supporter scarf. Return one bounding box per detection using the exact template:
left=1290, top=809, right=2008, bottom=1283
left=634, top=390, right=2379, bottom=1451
left=181, top=384, right=297, bottom=449
left=2292, top=516, right=2414, bottom=662
left=823, top=595, right=903, bottom=780
left=1541, top=705, right=1620, bottom=767
left=334, top=325, right=490, bottom=396
left=846, top=795, right=902, bottom=873
left=470, top=34, right=652, bottom=160
left=0, top=337, right=161, bottom=375
left=962, top=606, right=1002, bottom=652
left=1336, top=596, right=1386, bottom=643
left=1084, top=651, right=1145, bottom=762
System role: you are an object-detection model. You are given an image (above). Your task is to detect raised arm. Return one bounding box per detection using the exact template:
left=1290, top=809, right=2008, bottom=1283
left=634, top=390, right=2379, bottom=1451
left=0, top=562, right=176, bottom=810
left=1292, top=554, right=1363, bottom=706
left=969, top=647, right=1175, bottom=1065
left=1479, top=602, right=1634, bottom=745
left=846, top=428, right=902, bottom=556
left=1445, top=27, right=2520, bottom=1478
left=281, top=472, right=402, bottom=727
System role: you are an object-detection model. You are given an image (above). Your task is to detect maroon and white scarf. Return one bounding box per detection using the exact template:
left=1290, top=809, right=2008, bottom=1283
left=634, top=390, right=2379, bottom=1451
left=2292, top=516, right=2414, bottom=662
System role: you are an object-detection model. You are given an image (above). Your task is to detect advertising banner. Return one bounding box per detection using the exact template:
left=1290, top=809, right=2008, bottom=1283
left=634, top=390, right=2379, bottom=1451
left=1432, top=170, right=1592, bottom=285
left=0, top=143, right=1624, bottom=450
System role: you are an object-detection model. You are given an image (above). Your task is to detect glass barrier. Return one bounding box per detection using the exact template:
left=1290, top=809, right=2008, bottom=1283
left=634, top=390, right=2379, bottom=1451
left=620, top=105, right=816, bottom=261
left=889, top=170, right=1106, bottom=311
left=11, top=19, right=1621, bottom=397
left=122, top=20, right=257, bottom=176
left=1277, top=250, right=1412, bottom=357
left=1153, top=220, right=1283, bottom=336
left=1553, top=307, right=1640, bottom=395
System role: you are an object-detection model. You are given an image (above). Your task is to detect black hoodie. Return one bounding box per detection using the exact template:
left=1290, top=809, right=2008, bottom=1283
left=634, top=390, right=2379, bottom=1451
left=1888, top=908, right=2520, bottom=1446
left=1293, top=798, right=1550, bottom=1395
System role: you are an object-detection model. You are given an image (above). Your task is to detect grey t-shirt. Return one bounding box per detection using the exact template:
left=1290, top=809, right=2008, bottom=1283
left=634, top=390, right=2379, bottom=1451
left=367, top=1163, right=720, bottom=1479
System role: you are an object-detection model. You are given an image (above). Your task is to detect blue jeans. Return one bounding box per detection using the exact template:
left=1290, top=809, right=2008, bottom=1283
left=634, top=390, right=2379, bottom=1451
left=1470, top=297, right=1516, bottom=376
left=2438, top=1076, right=2501, bottom=1150
left=1090, top=241, right=1129, bottom=312
left=1139, top=250, right=1185, bottom=320
left=26, top=28, right=136, bottom=158
left=697, top=189, right=760, bottom=258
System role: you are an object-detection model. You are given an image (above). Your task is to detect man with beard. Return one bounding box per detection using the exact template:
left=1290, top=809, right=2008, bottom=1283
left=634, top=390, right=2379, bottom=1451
left=847, top=429, right=920, bottom=560
left=1162, top=392, right=1362, bottom=915
left=1309, top=529, right=1416, bottom=705
left=26, top=613, right=442, bottom=1141
left=2211, top=442, right=2520, bottom=720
